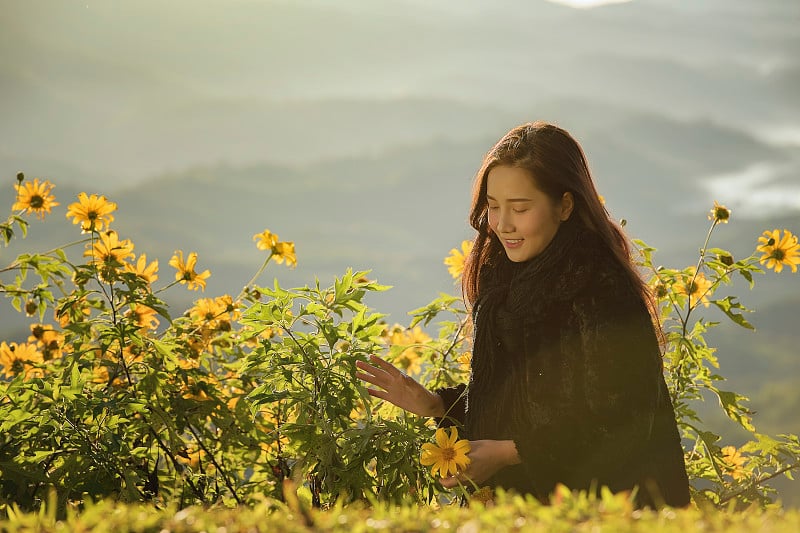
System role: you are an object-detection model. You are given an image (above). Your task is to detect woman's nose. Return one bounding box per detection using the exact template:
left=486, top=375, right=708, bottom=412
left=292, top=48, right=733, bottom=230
left=496, top=211, right=514, bottom=233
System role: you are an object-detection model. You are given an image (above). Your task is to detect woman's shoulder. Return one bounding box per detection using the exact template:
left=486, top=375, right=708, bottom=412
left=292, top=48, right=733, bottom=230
left=567, top=231, right=644, bottom=305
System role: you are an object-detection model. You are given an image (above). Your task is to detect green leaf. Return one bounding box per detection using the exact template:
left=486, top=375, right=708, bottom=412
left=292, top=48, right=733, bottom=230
left=246, top=383, right=291, bottom=407
left=711, top=296, right=754, bottom=330
left=711, top=388, right=754, bottom=432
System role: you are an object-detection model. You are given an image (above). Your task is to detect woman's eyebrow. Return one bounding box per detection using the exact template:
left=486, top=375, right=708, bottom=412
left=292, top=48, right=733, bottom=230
left=486, top=195, right=532, bottom=203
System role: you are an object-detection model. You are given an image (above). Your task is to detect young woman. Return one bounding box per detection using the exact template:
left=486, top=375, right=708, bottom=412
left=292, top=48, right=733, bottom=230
left=356, top=121, right=690, bottom=508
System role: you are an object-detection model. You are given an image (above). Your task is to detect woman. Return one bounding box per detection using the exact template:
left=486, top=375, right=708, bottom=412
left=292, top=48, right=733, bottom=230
left=356, top=121, right=690, bottom=508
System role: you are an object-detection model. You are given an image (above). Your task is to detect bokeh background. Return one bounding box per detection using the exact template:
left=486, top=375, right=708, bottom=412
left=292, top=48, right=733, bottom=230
left=1, top=0, right=799, bottom=504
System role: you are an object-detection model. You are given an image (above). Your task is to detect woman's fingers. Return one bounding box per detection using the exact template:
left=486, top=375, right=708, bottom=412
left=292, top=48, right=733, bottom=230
left=367, top=354, right=403, bottom=377
left=355, top=364, right=390, bottom=388
left=355, top=355, right=404, bottom=388
left=439, top=470, right=473, bottom=489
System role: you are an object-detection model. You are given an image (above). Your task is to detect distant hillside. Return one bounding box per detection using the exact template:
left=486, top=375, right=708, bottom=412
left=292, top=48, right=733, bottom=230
left=3, top=107, right=798, bottom=331
left=1, top=0, right=798, bottom=184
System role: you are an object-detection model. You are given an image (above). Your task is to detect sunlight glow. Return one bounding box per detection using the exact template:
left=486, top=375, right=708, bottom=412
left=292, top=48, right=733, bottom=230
left=545, top=0, right=635, bottom=8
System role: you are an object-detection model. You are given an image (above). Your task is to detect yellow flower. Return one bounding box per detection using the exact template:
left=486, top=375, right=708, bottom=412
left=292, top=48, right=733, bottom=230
left=395, top=349, right=422, bottom=376
left=383, top=324, right=431, bottom=376
left=457, top=351, right=472, bottom=371
left=181, top=377, right=214, bottom=402
left=189, top=295, right=238, bottom=330
left=66, top=192, right=117, bottom=232
left=28, top=324, right=65, bottom=360
left=420, top=427, right=471, bottom=478
left=675, top=268, right=713, bottom=307
left=13, top=178, right=59, bottom=219
left=253, top=229, right=279, bottom=251
left=169, top=250, right=211, bottom=291
left=91, top=342, right=144, bottom=386
left=272, top=241, right=297, bottom=268
left=253, top=230, right=297, bottom=268
left=124, top=253, right=159, bottom=284
left=708, top=201, right=731, bottom=224
left=444, top=240, right=473, bottom=280
left=0, top=341, right=44, bottom=379
left=757, top=229, right=800, bottom=274
left=126, top=303, right=160, bottom=332
left=176, top=448, right=211, bottom=470
left=470, top=486, right=495, bottom=506
left=598, top=194, right=606, bottom=206
left=721, top=445, right=747, bottom=481
left=84, top=231, right=135, bottom=281
left=55, top=297, right=92, bottom=327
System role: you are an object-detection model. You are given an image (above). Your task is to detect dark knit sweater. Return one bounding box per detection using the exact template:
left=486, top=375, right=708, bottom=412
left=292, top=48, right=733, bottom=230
left=437, top=221, right=690, bottom=508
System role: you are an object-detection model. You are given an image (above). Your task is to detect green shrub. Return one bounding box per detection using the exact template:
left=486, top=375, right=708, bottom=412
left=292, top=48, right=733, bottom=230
left=0, top=175, right=798, bottom=519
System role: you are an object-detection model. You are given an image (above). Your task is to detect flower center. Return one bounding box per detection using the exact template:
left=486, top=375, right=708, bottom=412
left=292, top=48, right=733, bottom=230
left=441, top=447, right=456, bottom=461
left=30, top=195, right=44, bottom=208
left=88, top=211, right=98, bottom=220
left=773, top=250, right=785, bottom=261
left=31, top=325, right=45, bottom=339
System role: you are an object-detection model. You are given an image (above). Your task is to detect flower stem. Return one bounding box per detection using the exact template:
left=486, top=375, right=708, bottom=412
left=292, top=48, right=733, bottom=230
left=236, top=253, right=273, bottom=303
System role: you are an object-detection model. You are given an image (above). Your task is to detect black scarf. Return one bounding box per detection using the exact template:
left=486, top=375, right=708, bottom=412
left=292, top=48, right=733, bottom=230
left=466, top=219, right=597, bottom=439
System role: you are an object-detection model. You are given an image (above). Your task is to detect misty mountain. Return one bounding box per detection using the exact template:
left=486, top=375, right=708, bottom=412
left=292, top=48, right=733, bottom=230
left=2, top=0, right=799, bottom=183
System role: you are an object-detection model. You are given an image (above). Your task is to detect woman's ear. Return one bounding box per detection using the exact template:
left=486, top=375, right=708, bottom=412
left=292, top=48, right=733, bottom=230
left=560, top=191, right=575, bottom=221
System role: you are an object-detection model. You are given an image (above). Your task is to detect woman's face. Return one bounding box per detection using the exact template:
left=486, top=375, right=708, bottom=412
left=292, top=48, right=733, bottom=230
left=486, top=165, right=573, bottom=263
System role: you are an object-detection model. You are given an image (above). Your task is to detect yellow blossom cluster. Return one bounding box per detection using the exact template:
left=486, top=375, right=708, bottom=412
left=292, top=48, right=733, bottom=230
left=29, top=181, right=207, bottom=292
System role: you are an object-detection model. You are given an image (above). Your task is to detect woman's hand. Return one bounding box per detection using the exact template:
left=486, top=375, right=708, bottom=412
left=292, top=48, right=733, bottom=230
left=439, top=439, right=521, bottom=489
left=355, top=354, right=445, bottom=417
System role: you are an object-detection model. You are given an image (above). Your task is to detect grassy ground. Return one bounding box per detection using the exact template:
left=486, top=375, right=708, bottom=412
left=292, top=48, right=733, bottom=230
left=3, top=490, right=800, bottom=533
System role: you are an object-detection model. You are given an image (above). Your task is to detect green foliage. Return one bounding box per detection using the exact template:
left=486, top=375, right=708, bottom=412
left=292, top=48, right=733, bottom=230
left=1, top=176, right=798, bottom=522
left=0, top=176, right=471, bottom=513
left=633, top=212, right=800, bottom=507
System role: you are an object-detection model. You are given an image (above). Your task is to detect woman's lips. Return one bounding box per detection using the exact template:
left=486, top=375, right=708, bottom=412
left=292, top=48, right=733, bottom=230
left=503, top=239, right=523, bottom=249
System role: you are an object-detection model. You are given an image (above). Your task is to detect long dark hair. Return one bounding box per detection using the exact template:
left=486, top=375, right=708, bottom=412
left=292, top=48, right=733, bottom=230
left=462, top=121, right=659, bottom=326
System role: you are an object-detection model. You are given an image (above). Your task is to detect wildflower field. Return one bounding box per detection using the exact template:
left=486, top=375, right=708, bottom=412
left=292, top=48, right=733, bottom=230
left=1, top=173, right=799, bottom=531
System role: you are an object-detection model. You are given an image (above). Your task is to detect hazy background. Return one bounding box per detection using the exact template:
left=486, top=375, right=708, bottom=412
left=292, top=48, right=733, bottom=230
left=1, top=0, right=799, bottom=503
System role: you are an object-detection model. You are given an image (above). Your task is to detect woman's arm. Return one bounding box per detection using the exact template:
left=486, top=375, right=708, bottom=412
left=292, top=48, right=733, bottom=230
left=439, top=439, right=521, bottom=488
